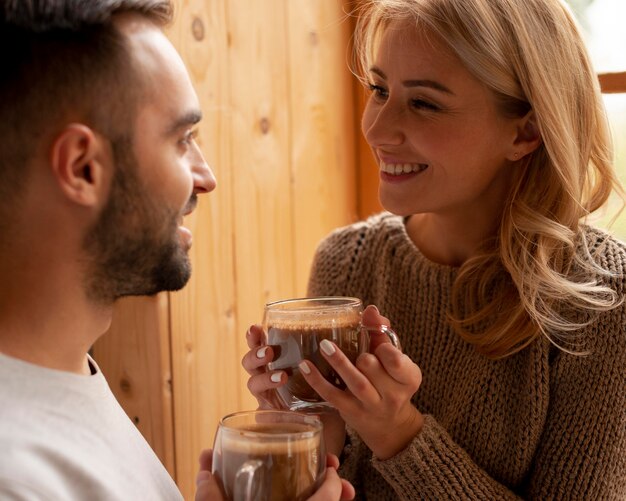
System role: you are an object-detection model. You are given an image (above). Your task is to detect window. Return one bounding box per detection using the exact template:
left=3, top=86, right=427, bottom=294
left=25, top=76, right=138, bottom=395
left=571, top=0, right=626, bottom=239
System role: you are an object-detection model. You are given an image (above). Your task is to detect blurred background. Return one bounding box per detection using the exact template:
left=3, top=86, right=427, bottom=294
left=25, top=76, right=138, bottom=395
left=90, top=1, right=626, bottom=498
left=582, top=0, right=626, bottom=235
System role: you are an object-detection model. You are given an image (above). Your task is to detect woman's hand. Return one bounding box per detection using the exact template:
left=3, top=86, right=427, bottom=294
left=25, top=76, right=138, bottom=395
left=241, top=324, right=348, bottom=456
left=241, top=324, right=287, bottom=409
left=299, top=305, right=424, bottom=460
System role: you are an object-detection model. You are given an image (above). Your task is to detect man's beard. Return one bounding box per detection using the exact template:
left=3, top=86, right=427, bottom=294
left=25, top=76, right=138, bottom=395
left=83, top=141, right=193, bottom=303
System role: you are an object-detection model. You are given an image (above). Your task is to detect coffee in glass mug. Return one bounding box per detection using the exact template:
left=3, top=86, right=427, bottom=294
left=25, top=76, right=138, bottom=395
left=264, top=297, right=399, bottom=411
left=212, top=410, right=325, bottom=501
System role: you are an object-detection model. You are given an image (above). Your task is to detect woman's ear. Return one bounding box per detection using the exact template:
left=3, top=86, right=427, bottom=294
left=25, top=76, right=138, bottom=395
left=507, top=111, right=542, bottom=161
left=49, top=123, right=110, bottom=207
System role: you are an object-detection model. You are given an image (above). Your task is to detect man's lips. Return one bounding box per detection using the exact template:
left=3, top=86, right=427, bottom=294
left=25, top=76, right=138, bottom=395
left=181, top=193, right=198, bottom=217
left=178, top=225, right=193, bottom=249
left=178, top=193, right=198, bottom=227
left=178, top=194, right=198, bottom=249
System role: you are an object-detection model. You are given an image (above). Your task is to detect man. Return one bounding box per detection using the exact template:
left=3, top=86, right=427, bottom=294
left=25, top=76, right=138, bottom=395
left=0, top=1, right=352, bottom=499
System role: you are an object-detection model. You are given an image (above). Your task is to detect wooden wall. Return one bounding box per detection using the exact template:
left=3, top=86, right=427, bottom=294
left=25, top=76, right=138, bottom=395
left=93, top=1, right=358, bottom=499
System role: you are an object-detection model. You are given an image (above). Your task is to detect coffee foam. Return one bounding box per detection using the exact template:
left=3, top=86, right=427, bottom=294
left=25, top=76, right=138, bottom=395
left=267, top=312, right=360, bottom=331
left=221, top=424, right=321, bottom=455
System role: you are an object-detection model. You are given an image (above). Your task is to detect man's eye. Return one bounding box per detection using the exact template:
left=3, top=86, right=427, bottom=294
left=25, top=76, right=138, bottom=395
left=180, top=129, right=198, bottom=146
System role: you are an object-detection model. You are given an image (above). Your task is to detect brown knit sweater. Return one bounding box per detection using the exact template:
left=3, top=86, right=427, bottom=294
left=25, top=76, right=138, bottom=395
left=307, top=212, right=626, bottom=500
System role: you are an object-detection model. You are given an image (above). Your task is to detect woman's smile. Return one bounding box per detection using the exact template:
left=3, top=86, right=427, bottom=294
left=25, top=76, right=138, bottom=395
left=379, top=160, right=429, bottom=183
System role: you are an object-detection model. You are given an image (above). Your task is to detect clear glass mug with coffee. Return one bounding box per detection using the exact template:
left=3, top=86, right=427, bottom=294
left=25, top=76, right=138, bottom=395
left=264, top=296, right=400, bottom=411
left=211, top=410, right=325, bottom=501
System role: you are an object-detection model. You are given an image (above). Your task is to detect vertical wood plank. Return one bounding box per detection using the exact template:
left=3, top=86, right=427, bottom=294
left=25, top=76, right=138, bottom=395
left=287, top=0, right=359, bottom=294
left=166, top=1, right=245, bottom=499
left=225, top=0, right=297, bottom=447
left=228, top=0, right=296, bottom=317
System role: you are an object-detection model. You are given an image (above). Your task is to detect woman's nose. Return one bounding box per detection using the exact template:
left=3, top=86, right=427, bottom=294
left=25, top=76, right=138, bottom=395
left=362, top=101, right=405, bottom=148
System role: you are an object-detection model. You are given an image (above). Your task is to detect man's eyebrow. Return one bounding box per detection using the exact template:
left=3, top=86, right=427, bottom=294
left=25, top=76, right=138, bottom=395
left=370, top=66, right=454, bottom=95
left=165, top=110, right=202, bottom=136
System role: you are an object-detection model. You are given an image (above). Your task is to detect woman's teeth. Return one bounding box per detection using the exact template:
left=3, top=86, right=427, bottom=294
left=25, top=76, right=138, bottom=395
left=380, top=161, right=428, bottom=175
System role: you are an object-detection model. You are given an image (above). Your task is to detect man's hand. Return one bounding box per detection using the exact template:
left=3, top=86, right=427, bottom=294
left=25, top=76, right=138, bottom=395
left=194, top=449, right=224, bottom=501
left=308, top=454, right=355, bottom=500
left=195, top=449, right=354, bottom=500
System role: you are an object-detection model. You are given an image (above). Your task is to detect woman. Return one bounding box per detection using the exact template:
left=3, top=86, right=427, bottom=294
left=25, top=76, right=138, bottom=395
left=243, top=0, right=626, bottom=498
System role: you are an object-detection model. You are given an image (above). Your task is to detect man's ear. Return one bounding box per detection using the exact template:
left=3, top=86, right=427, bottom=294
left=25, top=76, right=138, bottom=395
left=49, top=123, right=110, bottom=207
left=506, top=111, right=542, bottom=161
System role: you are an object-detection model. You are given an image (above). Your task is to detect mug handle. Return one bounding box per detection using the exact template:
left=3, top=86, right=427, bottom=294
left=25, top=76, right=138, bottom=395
left=362, top=324, right=401, bottom=351
left=233, top=459, right=268, bottom=501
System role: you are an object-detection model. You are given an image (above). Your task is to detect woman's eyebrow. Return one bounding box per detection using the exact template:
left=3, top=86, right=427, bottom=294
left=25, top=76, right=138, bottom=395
left=370, top=66, right=454, bottom=95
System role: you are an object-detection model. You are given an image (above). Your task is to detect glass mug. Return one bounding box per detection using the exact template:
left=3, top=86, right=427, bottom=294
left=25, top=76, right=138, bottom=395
left=264, top=296, right=400, bottom=411
left=211, top=410, right=325, bottom=501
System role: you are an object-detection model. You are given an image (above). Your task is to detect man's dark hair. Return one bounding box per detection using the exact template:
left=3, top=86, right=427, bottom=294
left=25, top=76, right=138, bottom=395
left=0, top=0, right=172, bottom=213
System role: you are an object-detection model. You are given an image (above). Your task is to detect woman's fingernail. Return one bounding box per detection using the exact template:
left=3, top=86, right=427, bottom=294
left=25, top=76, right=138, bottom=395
left=256, top=347, right=268, bottom=359
left=298, top=361, right=311, bottom=375
left=320, top=339, right=336, bottom=356
left=270, top=372, right=283, bottom=383
left=372, top=305, right=380, bottom=314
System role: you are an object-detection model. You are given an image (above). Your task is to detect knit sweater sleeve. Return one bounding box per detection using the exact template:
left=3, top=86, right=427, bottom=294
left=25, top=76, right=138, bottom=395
left=372, top=415, right=521, bottom=499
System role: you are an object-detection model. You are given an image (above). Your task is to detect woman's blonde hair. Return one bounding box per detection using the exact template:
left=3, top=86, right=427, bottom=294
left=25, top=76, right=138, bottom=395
left=354, top=0, right=625, bottom=358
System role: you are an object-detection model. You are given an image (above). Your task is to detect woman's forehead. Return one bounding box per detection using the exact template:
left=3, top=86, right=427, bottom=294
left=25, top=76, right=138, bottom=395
left=372, top=21, right=459, bottom=74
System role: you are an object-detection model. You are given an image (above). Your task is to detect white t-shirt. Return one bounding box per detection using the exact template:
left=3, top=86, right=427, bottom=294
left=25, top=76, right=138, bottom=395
left=0, top=352, right=183, bottom=500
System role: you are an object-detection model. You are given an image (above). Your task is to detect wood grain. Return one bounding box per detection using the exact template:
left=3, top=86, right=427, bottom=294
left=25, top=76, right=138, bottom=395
left=166, top=1, right=246, bottom=498
left=288, top=0, right=359, bottom=293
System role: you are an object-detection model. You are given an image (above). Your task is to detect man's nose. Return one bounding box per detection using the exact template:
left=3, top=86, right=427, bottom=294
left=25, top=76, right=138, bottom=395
left=191, top=145, right=217, bottom=194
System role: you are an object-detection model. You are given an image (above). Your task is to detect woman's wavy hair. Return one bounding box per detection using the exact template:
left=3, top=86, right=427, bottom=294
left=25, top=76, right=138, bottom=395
left=354, top=0, right=625, bottom=357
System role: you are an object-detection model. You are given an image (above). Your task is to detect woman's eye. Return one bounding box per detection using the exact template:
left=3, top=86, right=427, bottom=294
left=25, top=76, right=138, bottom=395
left=411, top=99, right=440, bottom=112
left=368, top=83, right=388, bottom=100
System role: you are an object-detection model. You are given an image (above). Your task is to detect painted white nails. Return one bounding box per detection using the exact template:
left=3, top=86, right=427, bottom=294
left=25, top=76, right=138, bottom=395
left=298, top=361, right=311, bottom=375
left=320, top=339, right=336, bottom=356
left=256, top=347, right=268, bottom=359
left=270, top=372, right=282, bottom=383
